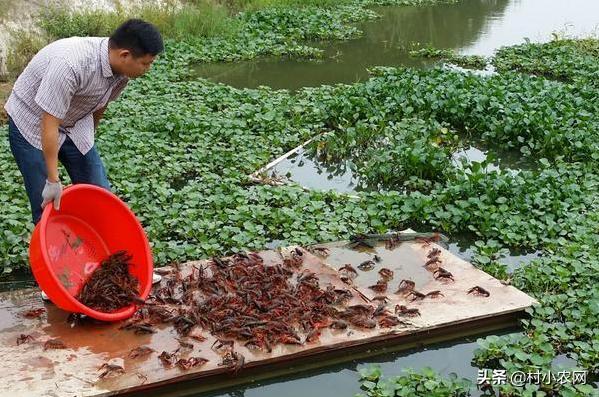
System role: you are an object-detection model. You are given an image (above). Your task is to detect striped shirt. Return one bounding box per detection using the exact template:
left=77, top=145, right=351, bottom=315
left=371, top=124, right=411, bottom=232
left=4, top=37, right=128, bottom=155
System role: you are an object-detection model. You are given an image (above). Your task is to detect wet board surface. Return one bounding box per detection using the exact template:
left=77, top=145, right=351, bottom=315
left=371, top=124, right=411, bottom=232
left=0, top=235, right=537, bottom=397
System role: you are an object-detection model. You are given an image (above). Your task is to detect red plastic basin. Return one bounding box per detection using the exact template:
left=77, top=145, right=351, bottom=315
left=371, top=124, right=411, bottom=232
left=29, top=184, right=153, bottom=321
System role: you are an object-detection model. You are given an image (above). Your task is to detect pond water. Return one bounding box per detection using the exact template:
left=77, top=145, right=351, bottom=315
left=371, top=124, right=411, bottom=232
left=266, top=143, right=528, bottom=194
left=247, top=0, right=598, bottom=194
left=0, top=269, right=36, bottom=293
left=193, top=0, right=599, bottom=90
left=191, top=1, right=596, bottom=395
left=447, top=233, right=542, bottom=273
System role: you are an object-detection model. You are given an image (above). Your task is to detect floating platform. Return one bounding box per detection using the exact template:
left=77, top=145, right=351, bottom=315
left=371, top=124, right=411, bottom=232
left=0, top=234, right=537, bottom=397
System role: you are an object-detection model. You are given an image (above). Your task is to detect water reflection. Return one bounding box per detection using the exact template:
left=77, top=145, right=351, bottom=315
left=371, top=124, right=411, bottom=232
left=462, top=0, right=599, bottom=56
left=194, top=0, right=599, bottom=90
left=0, top=269, right=36, bottom=293
left=273, top=148, right=359, bottom=193
left=448, top=234, right=541, bottom=273
left=269, top=143, right=526, bottom=194
left=193, top=0, right=511, bottom=89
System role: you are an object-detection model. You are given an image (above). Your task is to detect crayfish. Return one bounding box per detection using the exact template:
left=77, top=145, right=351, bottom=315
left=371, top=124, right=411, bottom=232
left=368, top=280, right=388, bottom=293
left=219, top=351, right=245, bottom=373
left=467, top=286, right=490, bottom=297
left=358, top=260, right=375, bottom=271
left=395, top=305, right=420, bottom=317
left=176, top=357, right=209, bottom=370
left=378, top=268, right=394, bottom=281
left=98, top=363, right=125, bottom=379
left=129, top=346, right=154, bottom=359
left=16, top=334, right=35, bottom=345
left=21, top=308, right=45, bottom=319
left=433, top=268, right=454, bottom=282
left=395, top=279, right=415, bottom=295
left=43, top=338, right=67, bottom=350
left=378, top=315, right=410, bottom=328
left=339, top=264, right=358, bottom=279
left=158, top=351, right=178, bottom=368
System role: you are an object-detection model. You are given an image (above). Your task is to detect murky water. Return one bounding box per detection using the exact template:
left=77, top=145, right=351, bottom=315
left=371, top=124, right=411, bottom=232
left=0, top=270, right=36, bottom=293
left=254, top=0, right=598, bottom=194
left=194, top=0, right=599, bottom=89
left=271, top=148, right=359, bottom=193
left=267, top=143, right=529, bottom=194
left=447, top=234, right=542, bottom=273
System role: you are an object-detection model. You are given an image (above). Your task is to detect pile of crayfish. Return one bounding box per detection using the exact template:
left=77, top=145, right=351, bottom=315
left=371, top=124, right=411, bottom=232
left=77, top=250, right=141, bottom=312
left=124, top=248, right=405, bottom=353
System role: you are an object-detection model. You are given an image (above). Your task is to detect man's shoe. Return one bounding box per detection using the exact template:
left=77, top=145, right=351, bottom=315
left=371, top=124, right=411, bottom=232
left=41, top=290, right=51, bottom=302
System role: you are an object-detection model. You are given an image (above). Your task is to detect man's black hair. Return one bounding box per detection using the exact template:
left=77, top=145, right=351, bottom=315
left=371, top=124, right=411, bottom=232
left=109, top=19, right=164, bottom=57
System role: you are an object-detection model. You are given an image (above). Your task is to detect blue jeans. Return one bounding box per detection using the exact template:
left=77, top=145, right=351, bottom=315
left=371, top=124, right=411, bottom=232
left=8, top=116, right=111, bottom=225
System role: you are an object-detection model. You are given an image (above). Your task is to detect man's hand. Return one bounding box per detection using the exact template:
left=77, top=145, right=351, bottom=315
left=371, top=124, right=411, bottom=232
left=41, top=179, right=62, bottom=210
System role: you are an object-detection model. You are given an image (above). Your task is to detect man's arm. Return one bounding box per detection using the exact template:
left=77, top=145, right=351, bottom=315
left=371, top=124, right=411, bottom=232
left=93, top=106, right=106, bottom=130
left=40, top=111, right=63, bottom=210
left=35, top=57, right=77, bottom=181
left=34, top=57, right=77, bottom=211
left=41, top=111, right=61, bottom=182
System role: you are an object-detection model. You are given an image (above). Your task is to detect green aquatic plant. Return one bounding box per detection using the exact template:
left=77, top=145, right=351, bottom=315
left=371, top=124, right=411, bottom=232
left=409, top=46, right=488, bottom=69
left=0, top=4, right=598, bottom=394
left=493, top=37, right=599, bottom=86
left=357, top=365, right=472, bottom=397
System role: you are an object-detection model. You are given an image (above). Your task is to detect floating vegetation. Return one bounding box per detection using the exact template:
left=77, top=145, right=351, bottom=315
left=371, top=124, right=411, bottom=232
left=409, top=46, right=488, bottom=69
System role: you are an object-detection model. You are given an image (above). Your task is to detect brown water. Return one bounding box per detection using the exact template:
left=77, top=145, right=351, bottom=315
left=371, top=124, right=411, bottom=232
left=193, top=0, right=599, bottom=89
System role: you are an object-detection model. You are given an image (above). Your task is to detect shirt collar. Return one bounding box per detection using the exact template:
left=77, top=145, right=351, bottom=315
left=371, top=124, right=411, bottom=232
left=100, top=38, right=113, bottom=78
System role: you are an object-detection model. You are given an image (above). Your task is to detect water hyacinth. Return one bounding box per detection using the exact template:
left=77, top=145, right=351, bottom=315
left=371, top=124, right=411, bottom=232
left=0, top=1, right=597, bottom=394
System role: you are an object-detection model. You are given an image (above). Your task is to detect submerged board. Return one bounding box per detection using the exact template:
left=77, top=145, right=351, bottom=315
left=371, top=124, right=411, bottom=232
left=0, top=235, right=536, bottom=397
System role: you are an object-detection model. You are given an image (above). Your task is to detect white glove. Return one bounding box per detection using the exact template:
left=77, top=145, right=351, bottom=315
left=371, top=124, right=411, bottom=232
left=41, top=179, right=62, bottom=210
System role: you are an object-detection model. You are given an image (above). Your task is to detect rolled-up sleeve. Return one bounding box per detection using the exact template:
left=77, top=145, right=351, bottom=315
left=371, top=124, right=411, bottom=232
left=35, top=58, right=78, bottom=120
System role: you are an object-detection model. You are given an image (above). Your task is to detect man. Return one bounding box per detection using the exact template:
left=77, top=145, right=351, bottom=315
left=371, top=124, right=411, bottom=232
left=5, top=19, right=165, bottom=297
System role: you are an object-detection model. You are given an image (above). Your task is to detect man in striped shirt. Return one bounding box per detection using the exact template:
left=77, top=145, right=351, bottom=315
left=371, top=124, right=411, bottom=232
left=5, top=19, right=164, bottom=290
left=5, top=19, right=163, bottom=224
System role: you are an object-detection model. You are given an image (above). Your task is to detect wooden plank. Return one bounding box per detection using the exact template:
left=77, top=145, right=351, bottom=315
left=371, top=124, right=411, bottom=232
left=0, top=237, right=536, bottom=397
left=124, top=314, right=524, bottom=397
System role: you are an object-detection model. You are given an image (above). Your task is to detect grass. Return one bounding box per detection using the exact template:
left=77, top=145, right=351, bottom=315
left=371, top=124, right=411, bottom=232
left=0, top=83, right=10, bottom=124
left=40, top=2, right=238, bottom=41
left=2, top=0, right=240, bottom=90
left=2, top=0, right=449, bottom=81
left=5, top=0, right=344, bottom=78
left=37, top=0, right=352, bottom=41
left=0, top=0, right=11, bottom=21
left=5, top=29, right=48, bottom=80
left=493, top=36, right=599, bottom=85
left=408, top=45, right=488, bottom=69
left=210, top=0, right=354, bottom=12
